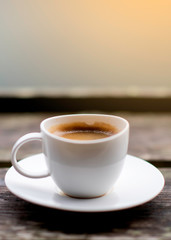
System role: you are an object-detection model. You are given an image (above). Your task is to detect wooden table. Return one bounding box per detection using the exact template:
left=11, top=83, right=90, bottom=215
left=0, top=112, right=171, bottom=240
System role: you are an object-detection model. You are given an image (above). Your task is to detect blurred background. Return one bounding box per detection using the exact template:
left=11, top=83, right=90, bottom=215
left=0, top=0, right=171, bottom=92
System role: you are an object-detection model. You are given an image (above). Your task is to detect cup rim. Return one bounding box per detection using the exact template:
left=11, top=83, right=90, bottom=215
left=40, top=114, right=129, bottom=144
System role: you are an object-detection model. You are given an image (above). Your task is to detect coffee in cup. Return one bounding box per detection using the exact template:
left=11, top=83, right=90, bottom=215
left=48, top=121, right=119, bottom=140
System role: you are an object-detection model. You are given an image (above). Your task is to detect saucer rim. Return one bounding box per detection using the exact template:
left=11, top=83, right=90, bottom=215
left=5, top=154, right=165, bottom=212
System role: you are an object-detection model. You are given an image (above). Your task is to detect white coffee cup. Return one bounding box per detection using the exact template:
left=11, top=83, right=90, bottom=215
left=11, top=114, right=129, bottom=198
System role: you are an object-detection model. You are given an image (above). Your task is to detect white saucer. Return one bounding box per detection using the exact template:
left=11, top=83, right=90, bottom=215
left=5, top=154, right=165, bottom=212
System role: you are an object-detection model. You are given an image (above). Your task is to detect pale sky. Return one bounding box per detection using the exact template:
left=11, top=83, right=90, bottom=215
left=0, top=0, right=171, bottom=89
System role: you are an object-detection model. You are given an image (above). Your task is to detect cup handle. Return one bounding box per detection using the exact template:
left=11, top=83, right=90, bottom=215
left=11, top=133, right=50, bottom=178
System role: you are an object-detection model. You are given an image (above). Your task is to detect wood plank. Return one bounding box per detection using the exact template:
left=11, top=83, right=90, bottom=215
left=0, top=168, right=170, bottom=240
left=0, top=113, right=171, bottom=164
left=1, top=95, right=171, bottom=112
left=1, top=88, right=171, bottom=112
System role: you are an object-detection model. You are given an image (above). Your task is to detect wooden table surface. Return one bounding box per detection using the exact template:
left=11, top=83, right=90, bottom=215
left=0, top=112, right=171, bottom=240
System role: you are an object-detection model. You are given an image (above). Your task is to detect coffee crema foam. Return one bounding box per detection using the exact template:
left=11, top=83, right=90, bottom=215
left=48, top=122, right=118, bottom=140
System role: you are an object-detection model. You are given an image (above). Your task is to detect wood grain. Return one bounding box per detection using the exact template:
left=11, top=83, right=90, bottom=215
left=1, top=111, right=171, bottom=239
left=0, top=168, right=170, bottom=240
left=0, top=113, right=171, bottom=164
